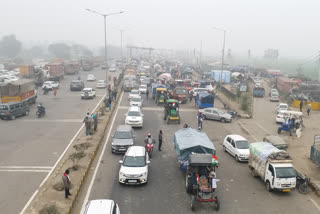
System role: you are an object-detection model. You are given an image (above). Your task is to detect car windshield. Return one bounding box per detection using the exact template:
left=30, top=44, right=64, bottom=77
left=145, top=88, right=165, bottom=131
left=236, top=141, right=249, bottom=149
left=83, top=89, right=91, bottom=92
left=272, top=92, right=279, bottom=96
left=97, top=80, right=105, bottom=83
left=123, top=156, right=146, bottom=167
left=127, top=111, right=141, bottom=117
left=0, top=105, right=9, bottom=110
left=114, top=131, right=132, bottom=139
left=130, top=90, right=139, bottom=94
left=279, top=105, right=287, bottom=109
left=275, top=167, right=296, bottom=178
left=72, top=80, right=80, bottom=83
left=131, top=97, right=141, bottom=102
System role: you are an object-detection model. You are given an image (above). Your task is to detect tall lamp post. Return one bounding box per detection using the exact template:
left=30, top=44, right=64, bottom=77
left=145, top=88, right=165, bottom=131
left=86, top=9, right=124, bottom=87
left=212, top=27, right=226, bottom=89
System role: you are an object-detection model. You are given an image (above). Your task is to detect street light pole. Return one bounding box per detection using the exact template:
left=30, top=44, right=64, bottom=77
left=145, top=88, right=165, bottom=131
left=212, top=27, right=226, bottom=89
left=86, top=9, right=124, bottom=89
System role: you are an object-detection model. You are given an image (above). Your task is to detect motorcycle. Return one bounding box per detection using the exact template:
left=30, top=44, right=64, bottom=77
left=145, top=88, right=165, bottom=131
left=36, top=107, right=46, bottom=118
left=145, top=138, right=154, bottom=158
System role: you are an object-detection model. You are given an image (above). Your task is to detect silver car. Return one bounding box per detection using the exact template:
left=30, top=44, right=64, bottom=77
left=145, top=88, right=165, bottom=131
left=199, top=107, right=232, bottom=122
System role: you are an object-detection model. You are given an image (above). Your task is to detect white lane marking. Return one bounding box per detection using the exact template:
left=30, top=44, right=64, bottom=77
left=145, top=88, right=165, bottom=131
left=19, top=93, right=107, bottom=214
left=254, top=121, right=272, bottom=135
left=19, top=119, right=83, bottom=123
left=118, top=106, right=197, bottom=112
left=309, top=197, right=320, bottom=212
left=238, top=121, right=259, bottom=141
left=0, top=169, right=51, bottom=173
left=0, top=166, right=52, bottom=169
left=80, top=91, right=124, bottom=214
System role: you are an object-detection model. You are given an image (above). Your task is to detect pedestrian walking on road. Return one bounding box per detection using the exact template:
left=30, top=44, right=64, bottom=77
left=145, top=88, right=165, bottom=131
left=108, top=96, right=112, bottom=111
left=83, top=116, right=91, bottom=136
left=158, top=130, right=163, bottom=151
left=62, top=169, right=71, bottom=199
left=53, top=88, right=57, bottom=96
left=300, top=100, right=303, bottom=112
left=93, top=113, right=98, bottom=131
left=114, top=90, right=118, bottom=101
left=197, top=112, right=203, bottom=129
left=189, top=92, right=193, bottom=102
left=146, top=89, right=149, bottom=100
left=307, top=102, right=311, bottom=116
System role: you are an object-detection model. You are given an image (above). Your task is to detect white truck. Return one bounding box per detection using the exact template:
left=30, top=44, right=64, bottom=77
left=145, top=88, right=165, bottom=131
left=248, top=142, right=296, bottom=192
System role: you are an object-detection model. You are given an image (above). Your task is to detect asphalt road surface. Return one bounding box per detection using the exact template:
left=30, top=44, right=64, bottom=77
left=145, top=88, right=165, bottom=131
left=0, top=68, right=119, bottom=214
left=73, top=88, right=320, bottom=214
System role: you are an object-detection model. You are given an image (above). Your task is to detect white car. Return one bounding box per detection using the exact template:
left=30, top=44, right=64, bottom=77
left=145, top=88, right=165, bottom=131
left=119, top=146, right=150, bottom=185
left=96, top=80, right=107, bottom=88
left=109, top=66, right=117, bottom=72
left=125, top=106, right=143, bottom=127
left=130, top=95, right=143, bottom=108
left=270, top=92, right=279, bottom=102
left=81, top=88, right=96, bottom=99
left=139, top=84, right=147, bottom=94
left=223, top=135, right=250, bottom=162
left=277, top=103, right=288, bottom=113
left=83, top=199, right=120, bottom=214
left=87, top=74, right=96, bottom=81
left=42, top=81, right=59, bottom=90
left=276, top=110, right=302, bottom=124
left=190, top=88, right=208, bottom=97
left=128, top=89, right=141, bottom=100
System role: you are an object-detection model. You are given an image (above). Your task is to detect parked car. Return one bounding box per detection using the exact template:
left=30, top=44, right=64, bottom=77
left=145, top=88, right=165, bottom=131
left=223, top=135, right=249, bottom=162
left=96, top=80, right=107, bottom=89
left=130, top=95, right=143, bottom=108
left=0, top=101, right=30, bottom=120
left=125, top=106, right=143, bottom=127
left=139, top=84, right=147, bottom=94
left=81, top=88, right=96, bottom=99
left=128, top=89, right=141, bottom=100
left=111, top=125, right=135, bottom=153
left=270, top=92, right=279, bottom=102
left=199, top=107, right=232, bottom=123
left=87, top=74, right=96, bottom=81
left=83, top=199, right=120, bottom=214
left=277, top=103, right=288, bottom=113
left=269, top=88, right=278, bottom=96
left=118, top=146, right=150, bottom=185
left=70, top=80, right=85, bottom=91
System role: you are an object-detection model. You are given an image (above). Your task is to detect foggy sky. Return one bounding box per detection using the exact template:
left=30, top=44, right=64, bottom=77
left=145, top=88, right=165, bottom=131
left=1, top=0, right=319, bottom=57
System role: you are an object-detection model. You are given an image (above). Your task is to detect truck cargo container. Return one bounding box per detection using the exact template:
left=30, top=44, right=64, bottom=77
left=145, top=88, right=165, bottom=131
left=19, top=65, right=35, bottom=78
left=248, top=142, right=296, bottom=192
left=0, top=79, right=37, bottom=104
left=65, top=61, right=79, bottom=75
left=46, top=63, right=64, bottom=81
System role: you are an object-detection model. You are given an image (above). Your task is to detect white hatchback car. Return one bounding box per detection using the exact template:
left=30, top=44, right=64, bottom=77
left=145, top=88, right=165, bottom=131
left=223, top=135, right=250, bottom=162
left=81, top=88, right=96, bottom=99
left=125, top=106, right=143, bottom=127
left=96, top=80, right=107, bottom=88
left=139, top=84, right=147, bottom=94
left=119, top=146, right=150, bottom=185
left=128, top=89, right=141, bottom=100
left=87, top=74, right=96, bottom=81
left=277, top=103, right=288, bottom=113
left=130, top=95, right=143, bottom=108
left=42, top=81, right=59, bottom=90
left=83, top=199, right=120, bottom=214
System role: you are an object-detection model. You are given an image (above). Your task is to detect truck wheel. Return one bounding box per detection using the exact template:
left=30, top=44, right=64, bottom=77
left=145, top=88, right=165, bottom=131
left=186, top=174, right=192, bottom=193
left=266, top=181, right=272, bottom=192
left=214, top=196, right=220, bottom=211
left=277, top=127, right=281, bottom=134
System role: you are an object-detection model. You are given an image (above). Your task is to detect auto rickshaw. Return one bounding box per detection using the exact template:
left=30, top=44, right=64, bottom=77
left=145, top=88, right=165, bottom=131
left=163, top=99, right=180, bottom=124
left=155, top=88, right=167, bottom=105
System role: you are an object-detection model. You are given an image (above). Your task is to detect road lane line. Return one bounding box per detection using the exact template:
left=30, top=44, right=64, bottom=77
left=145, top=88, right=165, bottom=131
left=0, top=166, right=52, bottom=169
left=19, top=92, right=107, bottom=214
left=118, top=106, right=197, bottom=112
left=309, top=197, right=320, bottom=212
left=254, top=121, right=272, bottom=135
left=0, top=169, right=51, bottom=173
left=80, top=91, right=124, bottom=214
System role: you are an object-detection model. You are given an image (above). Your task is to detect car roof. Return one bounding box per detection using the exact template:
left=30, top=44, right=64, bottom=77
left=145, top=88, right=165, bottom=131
left=279, top=103, right=288, bottom=106
left=131, top=95, right=141, bottom=99
left=130, top=89, right=139, bottom=92
left=116, top=125, right=132, bottom=132
left=83, top=88, right=93, bottom=90
left=129, top=106, right=141, bottom=112
left=226, top=134, right=248, bottom=141
left=85, top=199, right=114, bottom=214
left=126, top=146, right=145, bottom=156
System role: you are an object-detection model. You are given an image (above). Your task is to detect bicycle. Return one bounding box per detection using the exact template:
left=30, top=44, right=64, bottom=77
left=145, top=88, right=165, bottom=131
left=296, top=171, right=310, bottom=194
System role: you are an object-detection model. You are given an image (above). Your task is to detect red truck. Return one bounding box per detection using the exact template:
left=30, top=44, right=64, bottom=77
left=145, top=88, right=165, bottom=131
left=46, top=63, right=64, bottom=81
left=65, top=61, right=79, bottom=75
left=0, top=79, right=37, bottom=104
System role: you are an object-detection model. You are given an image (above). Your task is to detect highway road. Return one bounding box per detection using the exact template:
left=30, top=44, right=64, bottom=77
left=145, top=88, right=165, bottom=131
left=73, top=87, right=320, bottom=214
left=0, top=67, right=119, bottom=214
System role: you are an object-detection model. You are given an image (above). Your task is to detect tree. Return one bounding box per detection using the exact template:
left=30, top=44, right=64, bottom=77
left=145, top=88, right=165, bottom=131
left=0, top=34, right=22, bottom=58
left=48, top=43, right=70, bottom=59
left=71, top=44, right=92, bottom=58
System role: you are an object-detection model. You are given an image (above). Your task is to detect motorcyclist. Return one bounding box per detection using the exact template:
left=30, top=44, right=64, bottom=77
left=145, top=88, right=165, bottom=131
left=37, top=103, right=46, bottom=115
left=144, top=133, right=155, bottom=145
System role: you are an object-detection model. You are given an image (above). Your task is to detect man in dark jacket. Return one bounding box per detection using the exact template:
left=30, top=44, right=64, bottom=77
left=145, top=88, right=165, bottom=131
left=62, top=169, right=71, bottom=198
